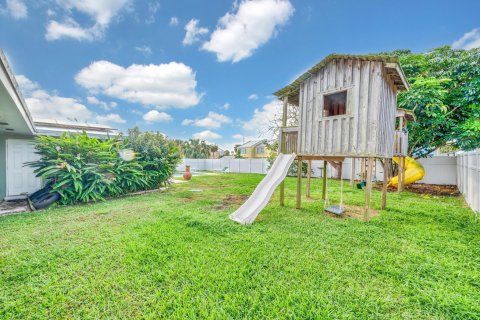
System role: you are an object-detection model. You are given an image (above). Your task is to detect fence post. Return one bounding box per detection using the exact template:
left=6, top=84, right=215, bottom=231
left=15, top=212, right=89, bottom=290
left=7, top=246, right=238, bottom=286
left=455, top=152, right=480, bottom=214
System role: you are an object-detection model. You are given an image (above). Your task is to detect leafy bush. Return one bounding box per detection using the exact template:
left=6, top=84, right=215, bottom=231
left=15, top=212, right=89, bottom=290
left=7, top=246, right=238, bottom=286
left=124, top=128, right=181, bottom=189
left=28, top=129, right=180, bottom=205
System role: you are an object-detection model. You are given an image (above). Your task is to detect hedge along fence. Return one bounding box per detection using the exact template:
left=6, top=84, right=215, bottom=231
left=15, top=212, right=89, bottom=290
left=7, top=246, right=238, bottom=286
left=27, top=130, right=181, bottom=205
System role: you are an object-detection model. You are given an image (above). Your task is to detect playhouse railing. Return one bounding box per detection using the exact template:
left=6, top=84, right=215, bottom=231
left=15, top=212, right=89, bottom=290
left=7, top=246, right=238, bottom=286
left=393, top=130, right=408, bottom=156
left=280, top=126, right=298, bottom=154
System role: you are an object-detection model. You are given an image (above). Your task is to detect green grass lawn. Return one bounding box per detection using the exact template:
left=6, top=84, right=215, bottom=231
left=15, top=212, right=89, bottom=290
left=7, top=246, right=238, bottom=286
left=1, top=174, right=479, bottom=319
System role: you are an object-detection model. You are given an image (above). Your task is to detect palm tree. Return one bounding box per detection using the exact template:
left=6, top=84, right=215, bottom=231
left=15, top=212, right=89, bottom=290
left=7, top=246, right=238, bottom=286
left=210, top=145, right=219, bottom=159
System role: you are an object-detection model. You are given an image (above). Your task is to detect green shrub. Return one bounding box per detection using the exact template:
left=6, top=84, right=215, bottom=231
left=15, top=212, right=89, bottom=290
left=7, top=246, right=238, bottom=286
left=124, top=128, right=181, bottom=189
left=28, top=130, right=180, bottom=205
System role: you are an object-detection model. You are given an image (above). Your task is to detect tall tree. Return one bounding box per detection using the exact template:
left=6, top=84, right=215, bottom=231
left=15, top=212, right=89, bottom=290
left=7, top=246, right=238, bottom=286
left=390, top=46, right=480, bottom=157
left=209, top=145, right=219, bottom=159
left=174, top=139, right=215, bottom=159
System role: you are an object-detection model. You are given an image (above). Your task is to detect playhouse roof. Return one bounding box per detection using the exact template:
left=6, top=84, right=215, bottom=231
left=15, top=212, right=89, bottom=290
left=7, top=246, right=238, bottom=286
left=238, top=140, right=269, bottom=149
left=273, top=54, right=410, bottom=104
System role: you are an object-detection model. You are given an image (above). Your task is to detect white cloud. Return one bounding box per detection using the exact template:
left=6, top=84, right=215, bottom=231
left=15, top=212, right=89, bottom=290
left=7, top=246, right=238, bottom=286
left=5, top=0, right=27, bottom=19
left=241, top=100, right=282, bottom=137
left=182, top=111, right=231, bottom=129
left=45, top=0, right=132, bottom=41
left=452, top=28, right=480, bottom=50
left=223, top=103, right=230, bottom=110
left=183, top=18, right=209, bottom=45
left=15, top=74, right=39, bottom=92
left=15, top=74, right=121, bottom=126
left=143, top=110, right=173, bottom=123
left=45, top=18, right=101, bottom=41
left=192, top=130, right=222, bottom=140
left=87, top=96, right=117, bottom=111
left=232, top=133, right=259, bottom=142
left=232, top=134, right=244, bottom=140
left=202, top=0, right=294, bottom=62
left=16, top=75, right=93, bottom=122
left=95, top=113, right=126, bottom=124
left=57, top=0, right=132, bottom=26
left=135, top=45, right=153, bottom=55
left=169, top=16, right=179, bottom=26
left=146, top=1, right=160, bottom=24
left=248, top=93, right=259, bottom=100
left=76, top=60, right=202, bottom=109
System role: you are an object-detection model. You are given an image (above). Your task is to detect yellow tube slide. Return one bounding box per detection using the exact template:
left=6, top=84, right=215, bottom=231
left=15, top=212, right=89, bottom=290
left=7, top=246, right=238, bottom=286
left=388, top=156, right=425, bottom=187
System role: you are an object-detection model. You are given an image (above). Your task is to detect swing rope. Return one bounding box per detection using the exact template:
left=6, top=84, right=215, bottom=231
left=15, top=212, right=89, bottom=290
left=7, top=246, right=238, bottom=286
left=323, top=161, right=344, bottom=210
left=339, top=164, right=343, bottom=209
left=324, top=165, right=329, bottom=209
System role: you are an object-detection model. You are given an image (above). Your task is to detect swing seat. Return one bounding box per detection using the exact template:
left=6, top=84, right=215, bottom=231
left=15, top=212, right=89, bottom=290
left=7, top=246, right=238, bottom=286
left=356, top=181, right=366, bottom=189
left=325, top=205, right=345, bottom=215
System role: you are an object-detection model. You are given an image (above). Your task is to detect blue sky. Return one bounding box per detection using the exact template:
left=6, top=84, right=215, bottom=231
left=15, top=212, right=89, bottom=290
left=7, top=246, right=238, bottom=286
left=1, top=0, right=479, bottom=151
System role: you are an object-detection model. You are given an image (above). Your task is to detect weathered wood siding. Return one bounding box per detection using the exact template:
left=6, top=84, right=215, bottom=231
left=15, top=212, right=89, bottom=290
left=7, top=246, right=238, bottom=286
left=377, top=68, right=398, bottom=157
left=297, top=58, right=397, bottom=158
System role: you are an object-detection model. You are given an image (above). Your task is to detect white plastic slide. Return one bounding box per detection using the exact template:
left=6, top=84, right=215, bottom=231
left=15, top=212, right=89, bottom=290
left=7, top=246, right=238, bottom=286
left=229, top=153, right=297, bottom=225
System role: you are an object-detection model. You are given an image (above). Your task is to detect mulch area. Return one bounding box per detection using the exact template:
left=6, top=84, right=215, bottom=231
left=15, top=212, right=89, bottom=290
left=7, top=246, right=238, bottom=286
left=373, top=182, right=460, bottom=196
left=401, top=183, right=460, bottom=196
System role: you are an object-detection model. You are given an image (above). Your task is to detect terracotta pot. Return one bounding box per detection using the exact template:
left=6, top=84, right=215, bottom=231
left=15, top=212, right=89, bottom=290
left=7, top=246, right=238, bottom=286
left=183, top=165, right=192, bottom=181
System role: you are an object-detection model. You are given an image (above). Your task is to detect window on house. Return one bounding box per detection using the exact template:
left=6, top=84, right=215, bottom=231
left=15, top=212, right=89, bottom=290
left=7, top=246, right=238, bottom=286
left=323, top=91, right=347, bottom=117
left=240, top=148, right=246, bottom=154
left=256, top=146, right=264, bottom=154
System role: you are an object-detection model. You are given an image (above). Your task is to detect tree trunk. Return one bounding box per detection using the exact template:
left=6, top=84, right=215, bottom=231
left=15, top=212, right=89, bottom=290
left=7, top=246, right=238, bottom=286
left=328, top=161, right=343, bottom=179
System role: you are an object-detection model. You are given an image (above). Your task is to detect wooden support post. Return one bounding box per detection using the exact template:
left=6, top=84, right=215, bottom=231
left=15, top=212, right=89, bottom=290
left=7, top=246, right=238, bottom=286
left=296, top=157, right=302, bottom=209
left=361, top=158, right=366, bottom=181
left=397, top=157, right=401, bottom=193
left=364, top=157, right=374, bottom=221
left=397, top=156, right=405, bottom=193
left=350, top=158, right=355, bottom=188
left=381, top=158, right=390, bottom=210
left=279, top=178, right=285, bottom=206
left=279, top=96, right=288, bottom=206
left=306, top=160, right=311, bottom=198
left=322, top=160, right=327, bottom=200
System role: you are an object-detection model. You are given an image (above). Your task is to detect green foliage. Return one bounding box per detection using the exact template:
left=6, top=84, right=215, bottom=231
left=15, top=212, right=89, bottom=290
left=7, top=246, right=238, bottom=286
left=28, top=130, right=180, bottom=204
left=389, top=46, right=480, bottom=157
left=266, top=141, right=309, bottom=176
left=174, top=139, right=215, bottom=159
left=125, top=128, right=181, bottom=189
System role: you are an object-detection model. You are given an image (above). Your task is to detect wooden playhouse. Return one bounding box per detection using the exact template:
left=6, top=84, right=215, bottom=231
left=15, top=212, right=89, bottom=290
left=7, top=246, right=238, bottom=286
left=274, top=54, right=411, bottom=220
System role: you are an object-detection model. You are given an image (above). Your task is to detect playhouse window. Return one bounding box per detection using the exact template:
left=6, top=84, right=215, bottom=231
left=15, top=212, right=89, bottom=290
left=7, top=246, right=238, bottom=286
left=324, top=91, right=347, bottom=117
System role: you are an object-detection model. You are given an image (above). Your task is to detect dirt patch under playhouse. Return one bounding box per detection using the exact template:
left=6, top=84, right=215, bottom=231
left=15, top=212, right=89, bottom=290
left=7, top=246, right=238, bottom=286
left=323, top=204, right=379, bottom=220
left=213, top=195, right=249, bottom=210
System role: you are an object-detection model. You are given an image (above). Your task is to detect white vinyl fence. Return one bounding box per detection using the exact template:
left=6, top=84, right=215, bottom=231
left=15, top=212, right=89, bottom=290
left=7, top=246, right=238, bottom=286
left=178, top=157, right=457, bottom=184
left=178, top=158, right=269, bottom=174
left=457, top=151, right=480, bottom=214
